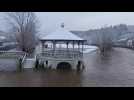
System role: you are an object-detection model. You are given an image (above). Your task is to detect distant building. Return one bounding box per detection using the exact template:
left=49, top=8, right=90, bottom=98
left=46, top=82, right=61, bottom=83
left=116, top=32, right=134, bottom=47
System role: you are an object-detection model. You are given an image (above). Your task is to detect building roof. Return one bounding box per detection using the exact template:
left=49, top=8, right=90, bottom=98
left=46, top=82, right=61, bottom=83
left=39, top=25, right=85, bottom=41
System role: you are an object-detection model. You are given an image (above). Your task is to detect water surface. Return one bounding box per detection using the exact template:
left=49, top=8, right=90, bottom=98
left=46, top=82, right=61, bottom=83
left=0, top=48, right=134, bottom=87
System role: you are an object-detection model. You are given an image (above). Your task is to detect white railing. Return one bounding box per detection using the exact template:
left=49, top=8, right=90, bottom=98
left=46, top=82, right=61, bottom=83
left=0, top=51, right=26, bottom=58
left=36, top=50, right=83, bottom=59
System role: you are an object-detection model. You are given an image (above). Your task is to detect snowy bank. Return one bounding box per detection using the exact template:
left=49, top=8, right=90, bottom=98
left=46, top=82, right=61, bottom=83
left=83, top=45, right=98, bottom=53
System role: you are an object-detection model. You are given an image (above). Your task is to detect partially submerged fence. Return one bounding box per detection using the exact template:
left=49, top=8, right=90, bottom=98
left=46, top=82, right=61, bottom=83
left=0, top=51, right=27, bottom=70
left=0, top=51, right=26, bottom=58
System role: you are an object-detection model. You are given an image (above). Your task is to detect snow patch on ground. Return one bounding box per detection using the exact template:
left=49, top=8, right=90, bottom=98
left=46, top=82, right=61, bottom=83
left=83, top=45, right=98, bottom=53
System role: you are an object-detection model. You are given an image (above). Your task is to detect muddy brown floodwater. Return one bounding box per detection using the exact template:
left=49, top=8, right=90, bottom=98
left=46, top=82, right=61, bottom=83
left=0, top=48, right=134, bottom=87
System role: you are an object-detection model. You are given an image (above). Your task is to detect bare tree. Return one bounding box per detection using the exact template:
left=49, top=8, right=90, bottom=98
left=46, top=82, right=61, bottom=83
left=5, top=12, right=38, bottom=53
left=94, top=27, right=113, bottom=54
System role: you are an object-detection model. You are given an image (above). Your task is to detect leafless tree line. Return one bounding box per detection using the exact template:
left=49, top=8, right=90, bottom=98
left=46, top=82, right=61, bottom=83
left=3, top=12, right=126, bottom=55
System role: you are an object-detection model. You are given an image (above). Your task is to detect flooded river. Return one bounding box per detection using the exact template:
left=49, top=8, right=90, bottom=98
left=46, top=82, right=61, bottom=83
left=0, top=48, right=134, bottom=87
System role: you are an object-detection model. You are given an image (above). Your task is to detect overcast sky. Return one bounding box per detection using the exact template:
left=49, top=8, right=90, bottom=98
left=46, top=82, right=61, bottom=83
left=1, top=12, right=134, bottom=33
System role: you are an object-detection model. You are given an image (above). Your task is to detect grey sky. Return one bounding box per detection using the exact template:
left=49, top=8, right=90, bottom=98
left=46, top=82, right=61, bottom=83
left=36, top=12, right=134, bottom=33
left=1, top=12, right=134, bottom=33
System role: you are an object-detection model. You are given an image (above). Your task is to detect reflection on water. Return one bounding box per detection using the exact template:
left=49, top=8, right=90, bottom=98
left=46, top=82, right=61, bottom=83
left=82, top=48, right=134, bottom=87
left=1, top=48, right=134, bottom=87
left=0, top=59, right=17, bottom=71
left=0, top=70, right=83, bottom=87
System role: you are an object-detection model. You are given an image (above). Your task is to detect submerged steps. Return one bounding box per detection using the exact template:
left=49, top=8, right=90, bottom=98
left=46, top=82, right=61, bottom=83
left=23, top=58, right=36, bottom=68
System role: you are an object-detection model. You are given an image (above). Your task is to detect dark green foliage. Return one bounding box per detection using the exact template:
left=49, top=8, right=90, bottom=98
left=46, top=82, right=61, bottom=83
left=48, top=65, right=52, bottom=70
left=76, top=61, right=81, bottom=71
left=35, top=59, right=39, bottom=69
left=39, top=62, right=45, bottom=69
left=38, top=61, right=46, bottom=71
left=34, top=60, right=48, bottom=71
left=81, top=62, right=85, bottom=70
left=17, top=58, right=23, bottom=72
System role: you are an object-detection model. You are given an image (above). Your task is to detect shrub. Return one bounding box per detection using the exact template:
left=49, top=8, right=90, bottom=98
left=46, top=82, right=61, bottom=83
left=94, top=28, right=113, bottom=54
left=17, top=58, right=23, bottom=72
left=35, top=59, right=39, bottom=70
